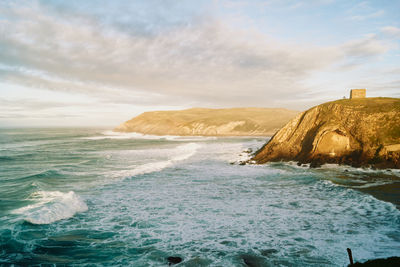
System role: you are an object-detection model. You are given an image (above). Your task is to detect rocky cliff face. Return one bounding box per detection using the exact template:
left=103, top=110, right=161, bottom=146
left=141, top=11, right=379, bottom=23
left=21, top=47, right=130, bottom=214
left=114, top=108, right=298, bottom=136
left=253, top=98, right=400, bottom=169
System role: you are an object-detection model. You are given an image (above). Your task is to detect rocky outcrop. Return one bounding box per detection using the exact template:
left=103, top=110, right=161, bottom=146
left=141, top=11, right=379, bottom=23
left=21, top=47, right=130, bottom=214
left=114, top=108, right=298, bottom=136
left=253, top=98, right=400, bottom=169
left=348, top=256, right=400, bottom=266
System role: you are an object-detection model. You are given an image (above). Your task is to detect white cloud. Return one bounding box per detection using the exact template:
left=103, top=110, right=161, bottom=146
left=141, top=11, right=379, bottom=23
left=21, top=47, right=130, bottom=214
left=342, top=34, right=390, bottom=59
left=381, top=26, right=400, bottom=39
left=0, top=1, right=395, bottom=113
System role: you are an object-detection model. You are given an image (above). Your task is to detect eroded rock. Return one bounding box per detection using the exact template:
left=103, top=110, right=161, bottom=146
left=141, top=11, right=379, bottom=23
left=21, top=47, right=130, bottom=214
left=253, top=98, right=400, bottom=169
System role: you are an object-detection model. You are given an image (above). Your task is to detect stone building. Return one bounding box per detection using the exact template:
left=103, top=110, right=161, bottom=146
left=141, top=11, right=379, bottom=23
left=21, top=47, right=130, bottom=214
left=350, top=89, right=366, bottom=99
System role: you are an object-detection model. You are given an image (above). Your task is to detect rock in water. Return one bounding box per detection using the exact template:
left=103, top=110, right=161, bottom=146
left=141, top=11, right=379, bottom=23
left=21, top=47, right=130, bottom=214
left=253, top=98, right=400, bottom=169
left=167, top=256, right=183, bottom=265
left=348, top=256, right=400, bottom=266
left=240, top=254, right=270, bottom=267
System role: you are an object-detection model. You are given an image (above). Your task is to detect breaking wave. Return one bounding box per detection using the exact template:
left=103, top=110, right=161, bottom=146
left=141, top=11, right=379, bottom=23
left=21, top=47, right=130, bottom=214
left=111, top=143, right=201, bottom=179
left=13, top=191, right=88, bottom=224
left=82, top=131, right=216, bottom=141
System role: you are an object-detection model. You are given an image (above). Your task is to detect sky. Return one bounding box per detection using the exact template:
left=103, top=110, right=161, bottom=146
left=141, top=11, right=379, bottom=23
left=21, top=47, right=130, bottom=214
left=0, top=0, right=399, bottom=127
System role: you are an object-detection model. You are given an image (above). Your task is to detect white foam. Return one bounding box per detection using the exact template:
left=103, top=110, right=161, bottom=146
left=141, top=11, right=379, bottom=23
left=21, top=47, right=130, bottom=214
left=206, top=139, right=265, bottom=163
left=86, top=153, right=400, bottom=267
left=350, top=180, right=395, bottom=188
left=170, top=142, right=201, bottom=161
left=82, top=131, right=216, bottom=141
left=13, top=191, right=88, bottom=224
left=82, top=131, right=157, bottom=140
left=111, top=143, right=201, bottom=178
left=320, top=164, right=400, bottom=176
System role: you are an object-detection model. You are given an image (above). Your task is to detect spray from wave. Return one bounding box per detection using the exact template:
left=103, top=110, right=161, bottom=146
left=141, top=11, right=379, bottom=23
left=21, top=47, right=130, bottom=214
left=13, top=191, right=88, bottom=224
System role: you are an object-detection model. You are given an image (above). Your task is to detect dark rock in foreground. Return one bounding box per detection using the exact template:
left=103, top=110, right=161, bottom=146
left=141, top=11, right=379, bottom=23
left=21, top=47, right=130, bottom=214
left=348, top=256, right=400, bottom=266
left=253, top=98, right=400, bottom=169
left=167, top=256, right=183, bottom=265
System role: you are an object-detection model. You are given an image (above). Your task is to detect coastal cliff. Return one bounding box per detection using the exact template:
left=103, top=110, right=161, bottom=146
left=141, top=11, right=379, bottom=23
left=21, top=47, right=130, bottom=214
left=253, top=98, right=400, bottom=169
left=114, top=108, right=298, bottom=136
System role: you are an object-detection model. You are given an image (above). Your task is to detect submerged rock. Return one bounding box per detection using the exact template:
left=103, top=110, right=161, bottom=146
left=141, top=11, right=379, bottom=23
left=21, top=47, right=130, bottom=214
left=167, top=256, right=183, bottom=265
left=239, top=254, right=270, bottom=267
left=253, top=98, right=400, bottom=169
left=183, top=257, right=211, bottom=266
left=260, top=249, right=278, bottom=257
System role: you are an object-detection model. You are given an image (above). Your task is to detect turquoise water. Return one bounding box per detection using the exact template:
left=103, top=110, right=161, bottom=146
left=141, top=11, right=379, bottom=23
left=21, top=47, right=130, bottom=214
left=0, top=128, right=399, bottom=266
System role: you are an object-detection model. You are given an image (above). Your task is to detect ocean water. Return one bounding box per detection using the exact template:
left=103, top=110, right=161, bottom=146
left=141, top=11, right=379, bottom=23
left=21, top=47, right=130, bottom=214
left=0, top=128, right=399, bottom=266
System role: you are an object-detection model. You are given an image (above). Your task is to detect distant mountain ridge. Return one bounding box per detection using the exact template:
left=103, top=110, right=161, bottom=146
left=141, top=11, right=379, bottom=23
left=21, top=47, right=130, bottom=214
left=114, top=107, right=299, bottom=136
left=253, top=98, right=400, bottom=169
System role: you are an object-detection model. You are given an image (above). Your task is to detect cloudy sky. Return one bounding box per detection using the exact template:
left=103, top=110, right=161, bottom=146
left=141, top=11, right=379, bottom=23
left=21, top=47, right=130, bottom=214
left=0, top=0, right=399, bottom=127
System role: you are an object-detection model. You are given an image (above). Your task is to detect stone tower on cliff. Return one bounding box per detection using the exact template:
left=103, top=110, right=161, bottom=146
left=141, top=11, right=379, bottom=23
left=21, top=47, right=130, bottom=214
left=350, top=89, right=366, bottom=99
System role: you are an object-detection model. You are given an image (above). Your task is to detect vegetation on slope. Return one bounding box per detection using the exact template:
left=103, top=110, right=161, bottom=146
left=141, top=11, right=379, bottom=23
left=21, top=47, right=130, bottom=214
left=114, top=107, right=299, bottom=136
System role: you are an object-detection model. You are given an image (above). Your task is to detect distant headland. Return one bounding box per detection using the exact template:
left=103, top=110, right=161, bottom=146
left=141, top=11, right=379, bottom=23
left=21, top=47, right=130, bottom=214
left=253, top=90, right=400, bottom=169
left=114, top=107, right=299, bottom=136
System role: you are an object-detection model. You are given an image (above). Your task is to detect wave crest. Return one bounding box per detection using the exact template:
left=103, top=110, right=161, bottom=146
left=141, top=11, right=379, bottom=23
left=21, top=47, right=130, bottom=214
left=82, top=131, right=216, bottom=141
left=13, top=191, right=88, bottom=224
left=112, top=143, right=201, bottom=178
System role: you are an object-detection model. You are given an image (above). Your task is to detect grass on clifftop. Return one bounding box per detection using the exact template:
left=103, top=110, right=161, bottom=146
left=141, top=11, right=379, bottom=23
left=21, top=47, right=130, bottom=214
left=326, top=97, right=400, bottom=113
left=318, top=97, right=400, bottom=145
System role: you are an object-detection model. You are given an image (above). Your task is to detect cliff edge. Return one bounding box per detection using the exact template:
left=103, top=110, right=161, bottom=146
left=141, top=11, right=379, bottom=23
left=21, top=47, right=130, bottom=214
left=253, top=98, right=400, bottom=169
left=114, top=108, right=298, bottom=136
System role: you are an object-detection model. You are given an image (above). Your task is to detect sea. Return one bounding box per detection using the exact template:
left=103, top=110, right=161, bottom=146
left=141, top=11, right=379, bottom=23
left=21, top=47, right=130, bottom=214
left=0, top=128, right=399, bottom=266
